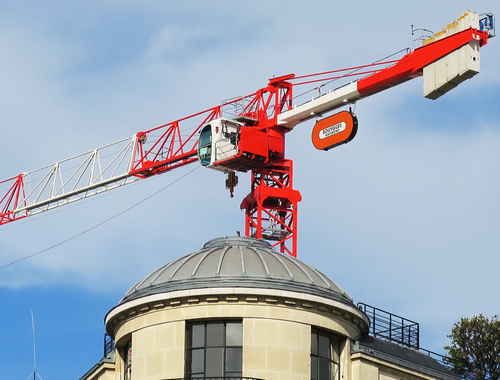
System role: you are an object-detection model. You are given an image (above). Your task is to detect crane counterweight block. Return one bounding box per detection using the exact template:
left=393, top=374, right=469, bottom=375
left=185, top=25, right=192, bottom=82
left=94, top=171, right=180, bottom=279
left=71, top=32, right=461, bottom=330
left=422, top=12, right=487, bottom=99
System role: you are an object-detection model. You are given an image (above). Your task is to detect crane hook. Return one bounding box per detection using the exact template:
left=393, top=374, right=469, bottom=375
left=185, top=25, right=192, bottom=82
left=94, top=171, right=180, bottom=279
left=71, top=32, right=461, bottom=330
left=225, top=171, right=238, bottom=198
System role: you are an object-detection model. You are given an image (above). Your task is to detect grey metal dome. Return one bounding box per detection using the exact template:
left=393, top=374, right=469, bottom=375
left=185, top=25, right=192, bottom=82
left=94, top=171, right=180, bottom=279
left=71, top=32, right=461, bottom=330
left=121, top=236, right=353, bottom=305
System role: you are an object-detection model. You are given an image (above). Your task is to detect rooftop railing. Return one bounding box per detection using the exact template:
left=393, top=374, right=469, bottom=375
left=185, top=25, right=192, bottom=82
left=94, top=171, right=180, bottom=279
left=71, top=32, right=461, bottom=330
left=357, top=302, right=420, bottom=349
left=104, top=333, right=114, bottom=357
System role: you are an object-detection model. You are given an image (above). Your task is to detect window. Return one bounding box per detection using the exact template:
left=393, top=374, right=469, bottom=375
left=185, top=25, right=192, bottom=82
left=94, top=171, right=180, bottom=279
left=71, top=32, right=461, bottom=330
left=186, top=321, right=243, bottom=379
left=198, top=125, right=212, bottom=166
left=124, top=339, right=132, bottom=380
left=311, top=330, right=341, bottom=380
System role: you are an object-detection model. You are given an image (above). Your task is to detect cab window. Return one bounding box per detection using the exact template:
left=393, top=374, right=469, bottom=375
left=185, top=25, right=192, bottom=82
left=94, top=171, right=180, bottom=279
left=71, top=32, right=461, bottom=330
left=198, top=125, right=212, bottom=166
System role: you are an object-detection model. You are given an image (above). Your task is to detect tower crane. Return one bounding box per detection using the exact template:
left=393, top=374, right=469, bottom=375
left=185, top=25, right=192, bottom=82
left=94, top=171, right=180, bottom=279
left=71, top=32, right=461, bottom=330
left=0, top=12, right=494, bottom=258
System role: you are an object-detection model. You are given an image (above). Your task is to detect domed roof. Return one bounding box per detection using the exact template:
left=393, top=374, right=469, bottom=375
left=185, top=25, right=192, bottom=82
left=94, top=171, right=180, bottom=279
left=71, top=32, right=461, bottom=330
left=121, top=236, right=353, bottom=305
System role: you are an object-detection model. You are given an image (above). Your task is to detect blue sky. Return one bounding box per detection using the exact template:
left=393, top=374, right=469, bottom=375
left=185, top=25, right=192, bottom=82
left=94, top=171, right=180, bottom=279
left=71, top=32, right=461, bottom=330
left=1, top=1, right=499, bottom=379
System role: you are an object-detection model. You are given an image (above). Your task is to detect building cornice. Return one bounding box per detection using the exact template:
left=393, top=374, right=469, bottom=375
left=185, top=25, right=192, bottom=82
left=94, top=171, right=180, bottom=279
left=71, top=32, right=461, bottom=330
left=106, top=286, right=369, bottom=338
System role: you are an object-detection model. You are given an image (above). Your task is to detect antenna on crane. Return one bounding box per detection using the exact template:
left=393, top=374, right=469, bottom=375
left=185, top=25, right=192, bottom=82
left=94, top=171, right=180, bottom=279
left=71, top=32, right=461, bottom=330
left=27, top=310, right=43, bottom=380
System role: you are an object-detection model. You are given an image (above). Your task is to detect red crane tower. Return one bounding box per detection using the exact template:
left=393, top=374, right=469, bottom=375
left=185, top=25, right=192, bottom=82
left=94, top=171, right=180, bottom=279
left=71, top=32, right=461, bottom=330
left=0, top=12, right=494, bottom=258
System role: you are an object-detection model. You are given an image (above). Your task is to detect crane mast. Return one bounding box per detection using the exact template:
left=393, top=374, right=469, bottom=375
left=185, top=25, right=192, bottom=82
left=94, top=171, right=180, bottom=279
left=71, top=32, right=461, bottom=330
left=0, top=11, right=494, bottom=258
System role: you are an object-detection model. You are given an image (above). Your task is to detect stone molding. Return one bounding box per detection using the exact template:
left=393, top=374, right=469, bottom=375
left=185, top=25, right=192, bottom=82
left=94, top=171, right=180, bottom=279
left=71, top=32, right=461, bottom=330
left=106, top=287, right=369, bottom=342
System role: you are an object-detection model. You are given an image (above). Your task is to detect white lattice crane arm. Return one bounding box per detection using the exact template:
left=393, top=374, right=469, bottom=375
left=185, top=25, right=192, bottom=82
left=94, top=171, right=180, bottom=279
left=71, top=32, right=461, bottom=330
left=0, top=105, right=225, bottom=225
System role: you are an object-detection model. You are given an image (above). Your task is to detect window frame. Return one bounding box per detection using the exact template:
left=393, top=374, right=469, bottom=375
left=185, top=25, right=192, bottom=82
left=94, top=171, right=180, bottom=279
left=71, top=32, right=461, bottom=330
left=185, top=320, right=243, bottom=379
left=123, top=339, right=132, bottom=380
left=310, top=329, right=342, bottom=380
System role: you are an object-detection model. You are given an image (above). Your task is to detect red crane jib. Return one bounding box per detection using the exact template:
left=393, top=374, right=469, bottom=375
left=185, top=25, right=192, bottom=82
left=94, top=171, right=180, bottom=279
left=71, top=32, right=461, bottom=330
left=357, top=28, right=489, bottom=96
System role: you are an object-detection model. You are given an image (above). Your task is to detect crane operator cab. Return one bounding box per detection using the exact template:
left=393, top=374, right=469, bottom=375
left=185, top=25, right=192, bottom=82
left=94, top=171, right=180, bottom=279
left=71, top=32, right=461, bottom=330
left=198, top=118, right=242, bottom=172
left=197, top=117, right=268, bottom=173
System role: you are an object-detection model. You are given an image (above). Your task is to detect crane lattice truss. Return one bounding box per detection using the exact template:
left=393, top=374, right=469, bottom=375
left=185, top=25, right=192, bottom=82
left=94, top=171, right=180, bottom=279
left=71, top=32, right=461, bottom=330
left=0, top=14, right=493, bottom=257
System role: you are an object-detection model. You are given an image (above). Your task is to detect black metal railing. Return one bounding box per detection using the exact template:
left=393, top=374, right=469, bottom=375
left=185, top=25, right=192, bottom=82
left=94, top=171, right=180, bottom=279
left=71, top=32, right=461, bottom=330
left=419, top=347, right=451, bottom=368
left=104, top=332, right=115, bottom=357
left=358, top=302, right=419, bottom=349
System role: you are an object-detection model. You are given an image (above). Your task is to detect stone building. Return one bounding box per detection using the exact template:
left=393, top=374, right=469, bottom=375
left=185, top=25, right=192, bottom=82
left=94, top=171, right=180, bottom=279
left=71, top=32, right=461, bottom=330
left=80, top=236, right=458, bottom=380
